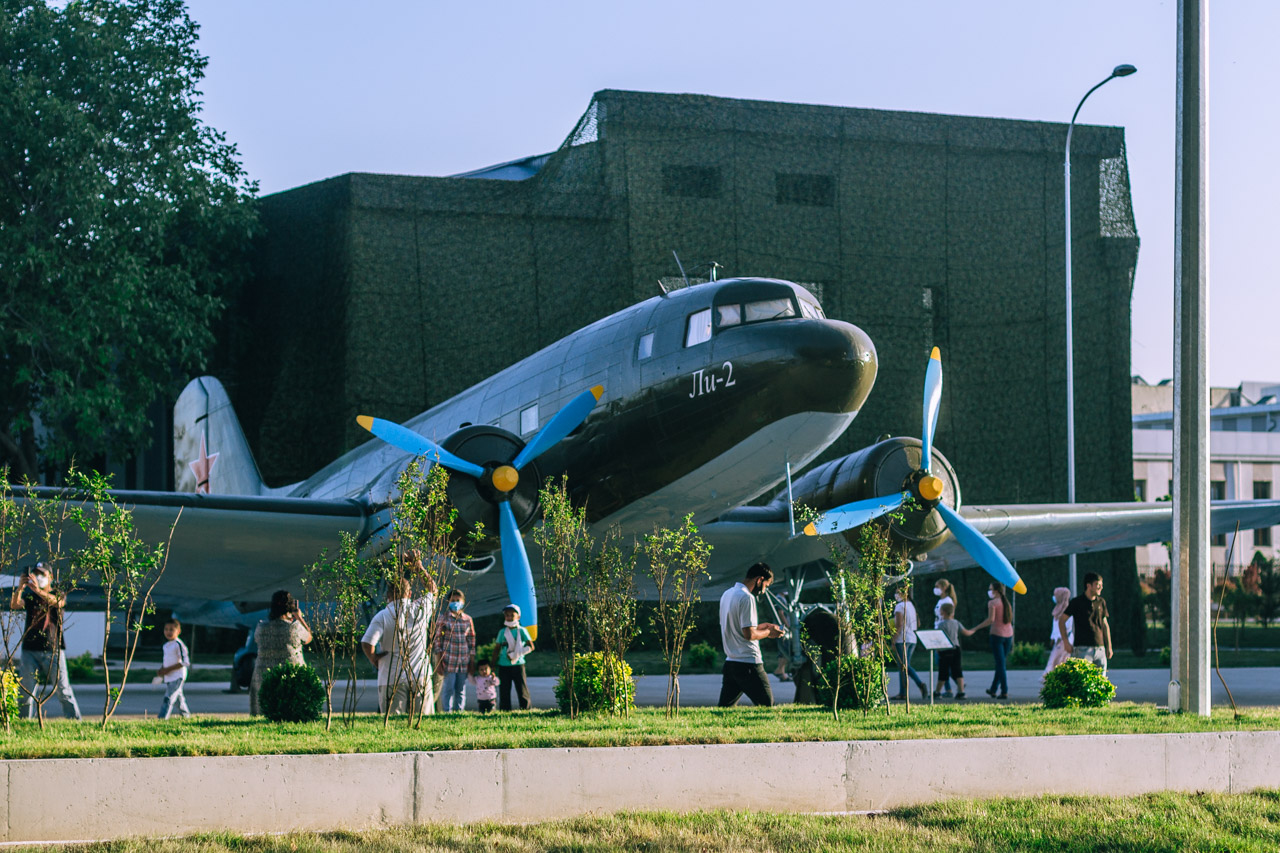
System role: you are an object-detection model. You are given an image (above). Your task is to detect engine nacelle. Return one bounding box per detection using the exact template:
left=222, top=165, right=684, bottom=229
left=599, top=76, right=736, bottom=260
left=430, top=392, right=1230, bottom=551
left=789, top=437, right=962, bottom=557
left=436, top=425, right=541, bottom=557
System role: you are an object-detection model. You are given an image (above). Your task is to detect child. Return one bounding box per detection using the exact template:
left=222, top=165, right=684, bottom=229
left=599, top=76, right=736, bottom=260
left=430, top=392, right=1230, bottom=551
left=472, top=661, right=499, bottom=713
left=494, top=603, right=534, bottom=710
left=156, top=618, right=191, bottom=719
left=935, top=602, right=966, bottom=700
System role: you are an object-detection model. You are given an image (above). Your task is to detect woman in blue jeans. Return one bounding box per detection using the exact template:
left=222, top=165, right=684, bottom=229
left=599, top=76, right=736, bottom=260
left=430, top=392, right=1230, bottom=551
left=966, top=581, right=1015, bottom=698
left=891, top=585, right=929, bottom=700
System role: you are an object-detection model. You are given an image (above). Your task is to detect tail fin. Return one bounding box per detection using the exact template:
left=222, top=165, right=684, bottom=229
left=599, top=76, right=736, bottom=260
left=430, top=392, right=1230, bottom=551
left=173, top=377, right=266, bottom=495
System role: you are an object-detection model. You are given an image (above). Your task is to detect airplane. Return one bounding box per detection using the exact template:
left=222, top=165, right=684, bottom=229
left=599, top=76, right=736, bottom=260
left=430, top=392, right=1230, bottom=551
left=11, top=277, right=1280, bottom=637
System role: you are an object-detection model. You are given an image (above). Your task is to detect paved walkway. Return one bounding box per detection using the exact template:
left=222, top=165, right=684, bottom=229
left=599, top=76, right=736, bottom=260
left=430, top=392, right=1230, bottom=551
left=41, top=667, right=1279, bottom=718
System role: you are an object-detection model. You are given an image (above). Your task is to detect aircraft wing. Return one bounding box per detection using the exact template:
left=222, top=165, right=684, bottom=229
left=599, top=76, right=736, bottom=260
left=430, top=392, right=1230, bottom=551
left=914, top=499, right=1280, bottom=574
left=10, top=488, right=372, bottom=604
left=699, top=499, right=1280, bottom=584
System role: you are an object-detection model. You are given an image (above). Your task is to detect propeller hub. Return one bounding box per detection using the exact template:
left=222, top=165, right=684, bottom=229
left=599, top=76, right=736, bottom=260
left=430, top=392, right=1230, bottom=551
left=918, top=474, right=944, bottom=503
left=492, top=465, right=519, bottom=493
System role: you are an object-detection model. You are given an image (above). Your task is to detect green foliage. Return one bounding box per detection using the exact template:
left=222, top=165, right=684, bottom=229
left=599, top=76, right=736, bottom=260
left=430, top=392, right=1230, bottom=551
left=1008, top=642, right=1047, bottom=668
left=812, top=654, right=885, bottom=710
left=642, top=513, right=712, bottom=715
left=1145, top=568, right=1172, bottom=630
left=534, top=475, right=591, bottom=718
left=582, top=528, right=640, bottom=714
left=684, top=641, right=718, bottom=671
left=64, top=652, right=95, bottom=681
left=0, top=0, right=258, bottom=477
left=258, top=663, right=327, bottom=724
left=1040, top=658, right=1116, bottom=709
left=553, top=652, right=635, bottom=716
left=1250, top=553, right=1280, bottom=629
left=0, top=668, right=19, bottom=731
left=476, top=643, right=499, bottom=667
left=1160, top=646, right=1171, bottom=666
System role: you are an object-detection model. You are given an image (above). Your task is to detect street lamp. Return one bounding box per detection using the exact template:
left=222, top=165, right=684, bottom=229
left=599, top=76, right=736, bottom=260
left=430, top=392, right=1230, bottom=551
left=1065, top=63, right=1136, bottom=595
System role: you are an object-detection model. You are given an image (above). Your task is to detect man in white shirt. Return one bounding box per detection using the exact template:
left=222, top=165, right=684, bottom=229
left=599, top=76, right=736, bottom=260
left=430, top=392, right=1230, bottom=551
left=718, top=563, right=786, bottom=707
left=361, top=573, right=436, bottom=715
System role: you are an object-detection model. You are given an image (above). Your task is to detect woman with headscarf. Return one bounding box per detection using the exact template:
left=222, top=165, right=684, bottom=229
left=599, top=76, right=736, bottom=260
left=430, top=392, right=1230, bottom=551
left=1044, top=586, right=1074, bottom=677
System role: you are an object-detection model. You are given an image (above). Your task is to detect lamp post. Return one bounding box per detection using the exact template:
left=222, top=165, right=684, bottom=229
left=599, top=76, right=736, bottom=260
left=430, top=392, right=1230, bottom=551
left=1064, top=63, right=1137, bottom=595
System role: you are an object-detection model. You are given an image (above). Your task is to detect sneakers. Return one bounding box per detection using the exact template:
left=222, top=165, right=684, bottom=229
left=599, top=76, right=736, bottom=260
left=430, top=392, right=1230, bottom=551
left=954, top=691, right=966, bottom=700
left=919, top=684, right=930, bottom=700
left=985, top=687, right=997, bottom=697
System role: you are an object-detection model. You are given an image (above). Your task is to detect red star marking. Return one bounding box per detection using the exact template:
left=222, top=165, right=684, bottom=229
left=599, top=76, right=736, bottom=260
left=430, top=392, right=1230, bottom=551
left=189, top=436, right=218, bottom=494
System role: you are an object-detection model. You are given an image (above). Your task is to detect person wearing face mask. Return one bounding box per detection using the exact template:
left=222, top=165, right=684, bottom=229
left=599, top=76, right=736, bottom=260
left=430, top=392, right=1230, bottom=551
left=966, top=581, right=1015, bottom=698
left=9, top=562, right=81, bottom=720
left=932, top=579, right=957, bottom=696
left=891, top=584, right=929, bottom=701
left=494, top=604, right=534, bottom=710
left=718, top=563, right=786, bottom=707
left=436, top=589, right=475, bottom=712
left=1044, top=586, right=1074, bottom=678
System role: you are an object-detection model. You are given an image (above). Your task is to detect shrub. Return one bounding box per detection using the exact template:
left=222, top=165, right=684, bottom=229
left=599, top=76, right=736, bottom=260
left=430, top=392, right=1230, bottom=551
left=258, top=663, right=327, bottom=723
left=0, top=669, right=19, bottom=728
left=65, top=651, right=95, bottom=681
left=812, top=654, right=885, bottom=710
left=684, top=641, right=718, bottom=671
left=1009, top=642, right=1047, bottom=668
left=476, top=642, right=498, bottom=667
left=1160, top=646, right=1171, bottom=666
left=1040, top=658, right=1116, bottom=709
left=554, top=651, right=635, bottom=715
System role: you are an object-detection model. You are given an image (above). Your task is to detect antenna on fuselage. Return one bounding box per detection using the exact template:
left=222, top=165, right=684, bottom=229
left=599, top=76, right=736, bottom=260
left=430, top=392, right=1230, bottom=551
left=656, top=280, right=669, bottom=296
left=710, top=262, right=721, bottom=282
left=672, top=250, right=690, bottom=289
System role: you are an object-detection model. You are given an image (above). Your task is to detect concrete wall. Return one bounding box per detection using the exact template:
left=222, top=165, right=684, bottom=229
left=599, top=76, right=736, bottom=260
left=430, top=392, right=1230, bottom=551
left=2, top=732, right=1278, bottom=843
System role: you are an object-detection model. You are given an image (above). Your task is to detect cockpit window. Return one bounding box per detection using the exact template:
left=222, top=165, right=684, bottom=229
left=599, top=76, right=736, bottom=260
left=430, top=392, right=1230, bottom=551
left=685, top=308, right=712, bottom=347
left=799, top=299, right=826, bottom=320
left=744, top=298, right=797, bottom=323
left=717, top=304, right=741, bottom=328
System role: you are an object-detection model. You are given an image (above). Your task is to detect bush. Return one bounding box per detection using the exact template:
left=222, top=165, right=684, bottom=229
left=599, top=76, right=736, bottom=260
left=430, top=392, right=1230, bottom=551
left=0, top=668, right=19, bottom=726
left=684, top=641, right=718, bottom=671
left=65, top=651, right=95, bottom=681
left=476, top=642, right=498, bottom=667
left=1160, top=646, right=1171, bottom=666
left=812, top=654, right=885, bottom=710
left=554, top=651, right=635, bottom=715
left=1009, top=642, right=1047, bottom=668
left=258, top=663, right=327, bottom=723
left=1040, top=658, right=1116, bottom=709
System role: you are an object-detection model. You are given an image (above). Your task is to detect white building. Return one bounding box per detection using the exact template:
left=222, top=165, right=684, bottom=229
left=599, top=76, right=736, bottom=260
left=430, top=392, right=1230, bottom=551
left=1132, top=378, right=1280, bottom=577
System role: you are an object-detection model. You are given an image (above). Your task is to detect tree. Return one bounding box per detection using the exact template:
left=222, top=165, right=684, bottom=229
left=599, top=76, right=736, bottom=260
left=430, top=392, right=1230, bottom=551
left=642, top=513, right=711, bottom=716
left=533, top=475, right=591, bottom=718
left=582, top=527, right=639, bottom=716
left=1253, top=552, right=1280, bottom=630
left=0, top=0, right=258, bottom=478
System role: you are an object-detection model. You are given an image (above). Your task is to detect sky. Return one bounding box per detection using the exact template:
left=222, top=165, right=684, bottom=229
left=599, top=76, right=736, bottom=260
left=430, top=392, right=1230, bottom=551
left=185, top=0, right=1280, bottom=389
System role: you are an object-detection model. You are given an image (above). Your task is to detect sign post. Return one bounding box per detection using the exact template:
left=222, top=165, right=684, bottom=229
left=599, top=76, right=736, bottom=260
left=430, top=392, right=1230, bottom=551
left=915, top=630, right=953, bottom=707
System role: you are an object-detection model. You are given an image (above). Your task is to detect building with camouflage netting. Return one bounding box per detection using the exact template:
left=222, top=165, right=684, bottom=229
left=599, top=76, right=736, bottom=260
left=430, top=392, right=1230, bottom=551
left=225, top=89, right=1144, bottom=650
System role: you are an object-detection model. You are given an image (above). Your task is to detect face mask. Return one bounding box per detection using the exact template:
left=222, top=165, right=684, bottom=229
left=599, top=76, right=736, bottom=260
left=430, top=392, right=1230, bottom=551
left=36, top=576, right=50, bottom=590
left=988, top=590, right=996, bottom=599
left=449, top=601, right=463, bottom=612
left=504, top=619, right=518, bottom=628
left=933, top=587, right=942, bottom=596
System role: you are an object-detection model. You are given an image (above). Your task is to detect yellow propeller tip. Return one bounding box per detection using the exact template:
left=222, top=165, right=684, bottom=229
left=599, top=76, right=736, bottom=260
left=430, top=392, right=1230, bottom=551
left=930, top=346, right=941, bottom=360
left=356, top=415, right=374, bottom=431
left=803, top=522, right=818, bottom=537
left=1013, top=580, right=1027, bottom=595
left=525, top=625, right=537, bottom=641
left=590, top=385, right=604, bottom=400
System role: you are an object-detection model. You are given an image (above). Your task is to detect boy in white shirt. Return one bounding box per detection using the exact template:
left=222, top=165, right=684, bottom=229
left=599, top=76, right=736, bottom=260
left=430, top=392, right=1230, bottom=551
left=157, top=618, right=191, bottom=719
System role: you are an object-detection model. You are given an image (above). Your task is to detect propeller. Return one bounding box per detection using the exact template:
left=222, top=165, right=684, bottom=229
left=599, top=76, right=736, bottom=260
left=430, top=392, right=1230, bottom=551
left=803, top=348, right=1027, bottom=595
left=358, top=384, right=604, bottom=639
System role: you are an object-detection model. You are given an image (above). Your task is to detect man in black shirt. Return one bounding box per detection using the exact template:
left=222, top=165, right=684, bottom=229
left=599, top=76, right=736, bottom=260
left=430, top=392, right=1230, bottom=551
left=8, top=562, right=82, bottom=720
left=1059, top=572, right=1113, bottom=676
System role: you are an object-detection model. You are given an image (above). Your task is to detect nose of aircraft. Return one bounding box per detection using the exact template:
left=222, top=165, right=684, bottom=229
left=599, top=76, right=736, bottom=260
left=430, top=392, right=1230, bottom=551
left=795, top=319, right=879, bottom=414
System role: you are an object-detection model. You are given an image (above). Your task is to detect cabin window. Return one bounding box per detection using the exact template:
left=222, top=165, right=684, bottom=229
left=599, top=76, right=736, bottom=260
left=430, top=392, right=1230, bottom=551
left=717, top=304, right=741, bottom=328
left=744, top=298, right=797, bottom=323
left=637, top=332, right=654, bottom=360
left=799, top=299, right=825, bottom=320
left=520, top=404, right=539, bottom=436
left=685, top=308, right=712, bottom=347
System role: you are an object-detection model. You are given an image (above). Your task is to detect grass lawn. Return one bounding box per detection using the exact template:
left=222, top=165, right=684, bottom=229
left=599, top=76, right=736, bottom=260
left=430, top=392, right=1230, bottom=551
left=19, top=791, right=1280, bottom=852
left=3, top=702, right=1279, bottom=760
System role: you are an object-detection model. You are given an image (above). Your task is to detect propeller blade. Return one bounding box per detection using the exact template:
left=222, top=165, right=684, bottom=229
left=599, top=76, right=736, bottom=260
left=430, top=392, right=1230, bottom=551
left=512, top=385, right=603, bottom=471
left=921, top=347, right=943, bottom=474
left=356, top=416, right=486, bottom=479
left=498, top=500, right=538, bottom=640
left=803, top=492, right=907, bottom=537
left=935, top=502, right=1027, bottom=594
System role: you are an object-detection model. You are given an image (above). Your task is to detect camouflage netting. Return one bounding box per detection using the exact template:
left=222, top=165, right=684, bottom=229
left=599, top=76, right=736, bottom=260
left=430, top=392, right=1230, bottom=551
left=223, top=90, right=1144, bottom=652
